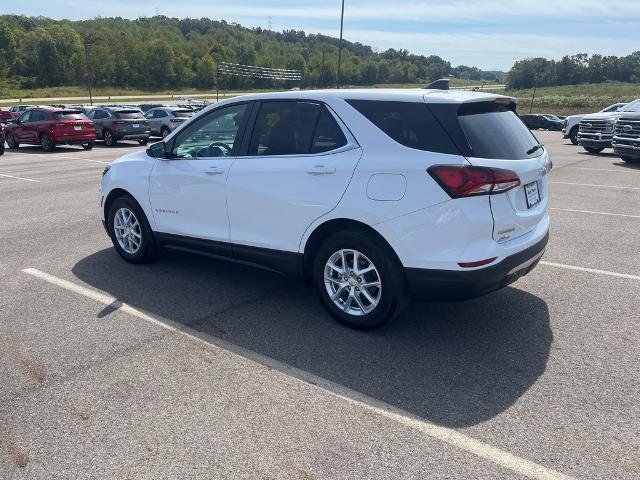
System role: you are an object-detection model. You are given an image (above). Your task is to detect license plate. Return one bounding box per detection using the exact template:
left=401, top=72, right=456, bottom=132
left=133, top=124, right=139, bottom=128
left=525, top=181, right=541, bottom=208
left=74, top=125, right=82, bottom=131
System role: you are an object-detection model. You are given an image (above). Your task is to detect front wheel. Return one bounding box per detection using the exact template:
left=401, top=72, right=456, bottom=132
left=107, top=196, right=158, bottom=263
left=81, top=141, right=94, bottom=150
left=312, top=230, right=409, bottom=330
left=569, top=127, right=578, bottom=145
left=40, top=133, right=55, bottom=152
left=138, top=137, right=149, bottom=146
left=161, top=127, right=170, bottom=139
left=6, top=132, right=19, bottom=149
left=584, top=146, right=605, bottom=153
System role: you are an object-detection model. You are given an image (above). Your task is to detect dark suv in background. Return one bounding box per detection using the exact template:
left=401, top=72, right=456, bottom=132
left=0, top=124, right=5, bottom=156
left=612, top=113, right=640, bottom=164
left=520, top=114, right=563, bottom=131
left=86, top=107, right=151, bottom=147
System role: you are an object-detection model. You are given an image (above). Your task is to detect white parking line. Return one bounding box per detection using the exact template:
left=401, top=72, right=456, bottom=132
left=550, top=181, right=640, bottom=191
left=540, top=261, right=640, bottom=281
left=550, top=207, right=640, bottom=219
left=21, top=267, right=575, bottom=480
left=0, top=173, right=40, bottom=182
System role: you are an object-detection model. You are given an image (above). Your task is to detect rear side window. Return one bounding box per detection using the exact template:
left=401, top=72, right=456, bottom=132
left=248, top=101, right=321, bottom=156
left=457, top=103, right=540, bottom=159
left=115, top=110, right=144, bottom=119
left=347, top=100, right=459, bottom=155
left=311, top=107, right=348, bottom=153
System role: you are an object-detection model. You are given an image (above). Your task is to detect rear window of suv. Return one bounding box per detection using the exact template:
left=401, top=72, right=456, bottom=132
left=347, top=100, right=459, bottom=155
left=53, top=111, right=86, bottom=120
left=457, top=103, right=541, bottom=159
left=115, top=110, right=144, bottom=119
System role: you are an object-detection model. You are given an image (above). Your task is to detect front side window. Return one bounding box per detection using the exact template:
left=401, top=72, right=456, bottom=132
left=144, top=111, right=154, bottom=119
left=248, top=101, right=321, bottom=156
left=19, top=111, right=32, bottom=123
left=171, top=103, right=247, bottom=158
left=347, top=100, right=459, bottom=155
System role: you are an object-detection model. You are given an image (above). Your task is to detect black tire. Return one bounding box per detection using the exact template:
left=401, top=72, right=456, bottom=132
left=584, top=146, right=605, bottom=153
left=569, top=127, right=578, bottom=145
left=40, top=133, right=55, bottom=152
left=104, top=130, right=117, bottom=147
left=621, top=156, right=640, bottom=164
left=0, top=141, right=4, bottom=156
left=107, top=196, right=159, bottom=264
left=312, top=230, right=409, bottom=330
left=138, top=137, right=149, bottom=146
left=81, top=141, right=94, bottom=150
left=161, top=127, right=170, bottom=139
left=6, top=132, right=19, bottom=149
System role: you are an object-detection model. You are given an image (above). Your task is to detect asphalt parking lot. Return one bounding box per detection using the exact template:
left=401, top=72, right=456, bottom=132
left=1, top=131, right=639, bottom=480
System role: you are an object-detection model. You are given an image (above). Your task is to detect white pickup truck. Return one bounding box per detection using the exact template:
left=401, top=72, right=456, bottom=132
left=577, top=99, right=640, bottom=153
left=562, top=103, right=626, bottom=145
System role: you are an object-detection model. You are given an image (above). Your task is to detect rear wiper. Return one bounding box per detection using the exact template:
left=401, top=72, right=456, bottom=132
left=526, top=143, right=544, bottom=155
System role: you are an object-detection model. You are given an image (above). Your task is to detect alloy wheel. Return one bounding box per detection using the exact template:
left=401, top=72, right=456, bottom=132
left=324, top=249, right=382, bottom=316
left=113, top=207, right=142, bottom=255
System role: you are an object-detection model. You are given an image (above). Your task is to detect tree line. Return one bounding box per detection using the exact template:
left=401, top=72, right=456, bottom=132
left=0, top=15, right=502, bottom=92
left=507, top=53, right=640, bottom=89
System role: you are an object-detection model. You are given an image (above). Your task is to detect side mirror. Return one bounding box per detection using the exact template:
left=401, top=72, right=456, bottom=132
left=146, top=141, right=167, bottom=159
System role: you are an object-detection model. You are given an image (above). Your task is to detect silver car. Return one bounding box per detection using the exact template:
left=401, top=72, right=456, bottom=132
left=144, top=107, right=194, bottom=138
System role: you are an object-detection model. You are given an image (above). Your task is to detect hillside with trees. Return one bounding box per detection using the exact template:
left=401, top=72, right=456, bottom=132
left=0, top=15, right=502, bottom=94
left=506, top=53, right=640, bottom=89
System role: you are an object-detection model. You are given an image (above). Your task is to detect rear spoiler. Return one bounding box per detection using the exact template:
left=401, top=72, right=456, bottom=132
left=423, top=79, right=450, bottom=90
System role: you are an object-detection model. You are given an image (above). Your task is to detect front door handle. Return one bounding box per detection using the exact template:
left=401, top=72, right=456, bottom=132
left=307, top=165, right=336, bottom=175
left=205, top=166, right=225, bottom=175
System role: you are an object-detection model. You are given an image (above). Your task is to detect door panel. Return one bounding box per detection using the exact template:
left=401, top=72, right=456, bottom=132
left=148, top=103, right=249, bottom=242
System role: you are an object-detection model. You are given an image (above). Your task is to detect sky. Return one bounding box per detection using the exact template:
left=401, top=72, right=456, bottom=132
left=1, top=1, right=639, bottom=71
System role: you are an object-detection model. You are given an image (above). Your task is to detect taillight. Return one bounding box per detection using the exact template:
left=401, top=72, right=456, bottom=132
left=427, top=165, right=520, bottom=198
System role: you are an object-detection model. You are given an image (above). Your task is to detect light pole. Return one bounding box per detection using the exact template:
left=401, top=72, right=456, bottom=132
left=337, top=0, right=345, bottom=89
left=84, top=41, right=93, bottom=105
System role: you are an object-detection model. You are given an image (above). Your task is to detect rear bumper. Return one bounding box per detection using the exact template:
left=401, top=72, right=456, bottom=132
left=405, top=231, right=548, bottom=302
left=52, top=134, right=96, bottom=145
left=114, top=131, right=151, bottom=140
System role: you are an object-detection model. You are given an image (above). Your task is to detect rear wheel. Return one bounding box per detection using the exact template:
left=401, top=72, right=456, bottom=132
left=312, top=230, right=409, bottom=330
left=0, top=141, right=4, bottom=156
left=104, top=130, right=117, bottom=147
left=6, top=132, right=19, bottom=149
left=107, top=196, right=158, bottom=263
left=569, top=127, right=578, bottom=145
left=584, top=146, right=604, bottom=153
left=40, top=133, right=55, bottom=152
left=81, top=141, right=94, bottom=150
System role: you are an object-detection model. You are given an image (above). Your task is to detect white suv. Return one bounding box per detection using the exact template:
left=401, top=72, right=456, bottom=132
left=98, top=89, right=551, bottom=329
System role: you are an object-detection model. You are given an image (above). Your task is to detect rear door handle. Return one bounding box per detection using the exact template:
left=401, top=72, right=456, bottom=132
left=204, top=166, right=225, bottom=175
left=306, top=165, right=336, bottom=175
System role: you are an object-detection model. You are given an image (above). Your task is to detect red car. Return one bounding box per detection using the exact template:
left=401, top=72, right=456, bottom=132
left=0, top=109, right=12, bottom=123
left=4, top=107, right=96, bottom=152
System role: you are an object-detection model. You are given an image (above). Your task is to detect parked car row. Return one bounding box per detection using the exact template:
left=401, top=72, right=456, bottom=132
left=0, top=102, right=201, bottom=151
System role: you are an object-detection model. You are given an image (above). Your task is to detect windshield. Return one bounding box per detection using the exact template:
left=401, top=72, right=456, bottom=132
left=458, top=104, right=541, bottom=160
left=544, top=115, right=559, bottom=120
left=53, top=111, right=86, bottom=120
left=115, top=110, right=144, bottom=119
left=621, top=99, right=640, bottom=112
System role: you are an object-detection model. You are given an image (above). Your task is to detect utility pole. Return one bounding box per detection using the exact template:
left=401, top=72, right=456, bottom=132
left=320, top=50, right=326, bottom=88
left=529, top=86, right=537, bottom=113
left=336, top=0, right=345, bottom=89
left=84, top=41, right=93, bottom=106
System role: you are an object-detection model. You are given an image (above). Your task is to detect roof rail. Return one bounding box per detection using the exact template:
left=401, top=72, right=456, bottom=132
left=423, top=79, right=450, bottom=90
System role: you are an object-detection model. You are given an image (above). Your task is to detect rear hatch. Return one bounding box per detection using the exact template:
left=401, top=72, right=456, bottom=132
left=428, top=98, right=551, bottom=243
left=113, top=110, right=149, bottom=133
left=52, top=110, right=94, bottom=134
